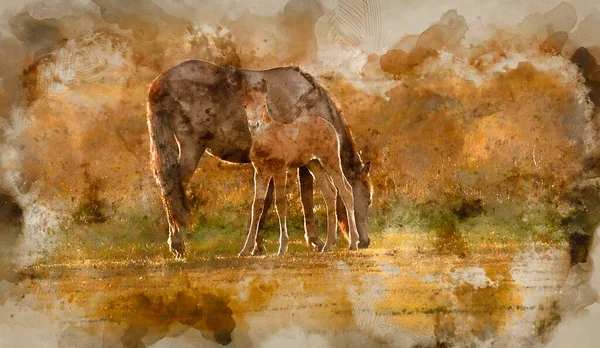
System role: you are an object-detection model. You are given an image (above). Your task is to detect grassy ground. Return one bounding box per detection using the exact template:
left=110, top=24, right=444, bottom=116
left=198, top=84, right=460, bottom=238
left=5, top=194, right=573, bottom=348
left=43, top=212, right=566, bottom=269
left=15, top=219, right=570, bottom=347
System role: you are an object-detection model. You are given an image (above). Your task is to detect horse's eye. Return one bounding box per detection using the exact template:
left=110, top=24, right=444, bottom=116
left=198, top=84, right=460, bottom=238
left=244, top=103, right=247, bottom=108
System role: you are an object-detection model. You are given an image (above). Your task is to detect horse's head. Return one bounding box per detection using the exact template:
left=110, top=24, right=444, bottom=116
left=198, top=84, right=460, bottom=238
left=242, top=79, right=269, bottom=132
left=351, top=161, right=372, bottom=248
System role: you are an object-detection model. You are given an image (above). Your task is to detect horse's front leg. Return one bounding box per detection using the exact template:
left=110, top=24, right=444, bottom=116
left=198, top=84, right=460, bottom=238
left=298, top=165, right=325, bottom=251
left=306, top=161, right=338, bottom=252
left=239, top=171, right=271, bottom=256
left=321, top=159, right=360, bottom=250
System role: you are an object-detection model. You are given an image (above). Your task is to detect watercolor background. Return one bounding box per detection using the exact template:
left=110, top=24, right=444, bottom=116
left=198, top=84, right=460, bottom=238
left=1, top=0, right=600, bottom=347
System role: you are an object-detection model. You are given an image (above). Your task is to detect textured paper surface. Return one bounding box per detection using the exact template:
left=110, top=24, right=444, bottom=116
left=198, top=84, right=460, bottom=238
left=1, top=0, right=600, bottom=347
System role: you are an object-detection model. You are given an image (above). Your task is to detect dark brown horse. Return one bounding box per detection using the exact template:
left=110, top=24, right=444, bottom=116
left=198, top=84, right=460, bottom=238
left=146, top=60, right=371, bottom=258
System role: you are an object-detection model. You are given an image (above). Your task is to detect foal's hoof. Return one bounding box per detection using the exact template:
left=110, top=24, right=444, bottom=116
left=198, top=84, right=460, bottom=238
left=307, top=237, right=325, bottom=252
left=278, top=242, right=288, bottom=256
left=322, top=243, right=335, bottom=253
left=251, top=244, right=266, bottom=256
left=358, top=237, right=371, bottom=249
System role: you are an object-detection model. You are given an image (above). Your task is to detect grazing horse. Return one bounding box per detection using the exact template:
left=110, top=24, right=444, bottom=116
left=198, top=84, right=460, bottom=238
left=239, top=80, right=360, bottom=256
left=146, top=60, right=371, bottom=258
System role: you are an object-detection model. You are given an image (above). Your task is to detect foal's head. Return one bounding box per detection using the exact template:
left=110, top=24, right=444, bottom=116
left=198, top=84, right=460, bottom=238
left=242, top=79, right=269, bottom=132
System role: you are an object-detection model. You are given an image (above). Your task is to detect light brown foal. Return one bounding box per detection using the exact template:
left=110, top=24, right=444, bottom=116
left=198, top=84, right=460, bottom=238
left=239, top=80, right=360, bottom=256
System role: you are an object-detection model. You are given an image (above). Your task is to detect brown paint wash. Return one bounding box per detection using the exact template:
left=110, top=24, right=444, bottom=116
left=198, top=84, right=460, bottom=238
left=239, top=81, right=363, bottom=256
left=2, top=2, right=598, bottom=346
left=15, top=240, right=567, bottom=348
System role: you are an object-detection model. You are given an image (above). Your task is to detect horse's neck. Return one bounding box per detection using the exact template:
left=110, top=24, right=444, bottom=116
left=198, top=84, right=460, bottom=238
left=337, top=126, right=363, bottom=180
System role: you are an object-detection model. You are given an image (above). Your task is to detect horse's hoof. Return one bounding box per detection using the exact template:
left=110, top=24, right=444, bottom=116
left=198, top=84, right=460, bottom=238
left=168, top=239, right=186, bottom=259
left=308, top=237, right=325, bottom=252
left=170, top=248, right=185, bottom=259
left=348, top=243, right=358, bottom=251
left=358, top=237, right=370, bottom=249
left=238, top=250, right=250, bottom=257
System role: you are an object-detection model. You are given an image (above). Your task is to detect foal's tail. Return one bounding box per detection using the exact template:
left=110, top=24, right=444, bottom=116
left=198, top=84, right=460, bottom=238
left=146, top=79, right=189, bottom=232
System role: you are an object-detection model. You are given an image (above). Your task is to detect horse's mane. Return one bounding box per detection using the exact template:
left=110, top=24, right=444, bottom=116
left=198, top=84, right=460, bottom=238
left=291, top=67, right=364, bottom=177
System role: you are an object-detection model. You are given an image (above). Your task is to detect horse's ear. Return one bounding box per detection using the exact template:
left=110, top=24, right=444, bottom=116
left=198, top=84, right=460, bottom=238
left=361, top=161, right=371, bottom=178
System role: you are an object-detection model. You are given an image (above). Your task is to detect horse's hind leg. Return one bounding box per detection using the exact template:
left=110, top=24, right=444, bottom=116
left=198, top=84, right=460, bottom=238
left=298, top=166, right=325, bottom=251
left=178, top=138, right=206, bottom=186
left=173, top=135, right=205, bottom=243
left=306, top=161, right=338, bottom=252
left=148, top=99, right=191, bottom=259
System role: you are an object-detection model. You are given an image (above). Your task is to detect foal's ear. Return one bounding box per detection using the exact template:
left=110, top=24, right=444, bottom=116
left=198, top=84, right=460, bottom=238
left=258, top=79, right=268, bottom=93
left=361, top=161, right=371, bottom=178
left=241, top=79, right=249, bottom=92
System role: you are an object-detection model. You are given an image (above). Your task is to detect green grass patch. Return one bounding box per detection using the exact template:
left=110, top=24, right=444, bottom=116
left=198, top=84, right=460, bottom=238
left=40, top=196, right=569, bottom=266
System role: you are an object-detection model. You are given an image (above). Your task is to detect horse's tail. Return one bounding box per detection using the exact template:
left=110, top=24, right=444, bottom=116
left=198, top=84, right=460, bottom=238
left=146, top=77, right=189, bottom=232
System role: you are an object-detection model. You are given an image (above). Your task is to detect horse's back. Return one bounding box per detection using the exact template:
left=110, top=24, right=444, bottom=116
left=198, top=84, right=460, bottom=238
left=154, top=60, right=337, bottom=123
left=261, top=68, right=338, bottom=124
left=160, top=60, right=222, bottom=84
left=149, top=60, right=348, bottom=164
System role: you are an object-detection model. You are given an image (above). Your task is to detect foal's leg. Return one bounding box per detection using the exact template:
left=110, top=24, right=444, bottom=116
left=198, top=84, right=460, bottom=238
left=321, top=158, right=360, bottom=250
left=306, top=161, right=338, bottom=252
left=273, top=171, right=289, bottom=256
left=239, top=171, right=271, bottom=256
left=298, top=166, right=325, bottom=251
left=254, top=179, right=274, bottom=255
